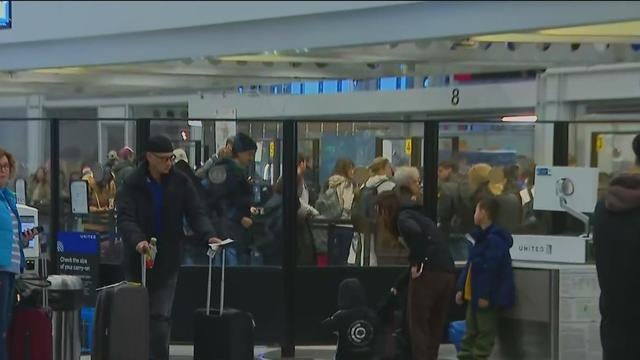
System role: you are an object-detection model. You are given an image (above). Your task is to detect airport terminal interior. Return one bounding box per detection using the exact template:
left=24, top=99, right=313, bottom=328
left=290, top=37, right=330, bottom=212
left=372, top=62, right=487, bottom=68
left=2, top=1, right=640, bottom=359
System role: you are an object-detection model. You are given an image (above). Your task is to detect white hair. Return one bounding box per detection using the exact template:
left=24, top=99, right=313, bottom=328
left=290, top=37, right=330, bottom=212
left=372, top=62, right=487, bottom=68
left=394, top=166, right=420, bottom=187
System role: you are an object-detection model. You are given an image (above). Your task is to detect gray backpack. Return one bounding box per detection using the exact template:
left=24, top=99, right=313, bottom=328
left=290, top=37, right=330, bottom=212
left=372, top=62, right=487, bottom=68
left=315, top=186, right=343, bottom=219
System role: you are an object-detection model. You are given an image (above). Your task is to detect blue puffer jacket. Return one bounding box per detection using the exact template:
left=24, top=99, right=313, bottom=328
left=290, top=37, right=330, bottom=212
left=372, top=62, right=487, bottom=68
left=0, top=188, right=25, bottom=272
left=457, top=224, right=515, bottom=310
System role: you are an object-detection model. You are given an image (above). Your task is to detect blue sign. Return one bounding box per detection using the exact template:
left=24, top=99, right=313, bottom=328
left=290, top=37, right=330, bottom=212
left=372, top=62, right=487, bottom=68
left=537, top=167, right=551, bottom=176
left=57, top=232, right=100, bottom=305
left=0, top=1, right=11, bottom=29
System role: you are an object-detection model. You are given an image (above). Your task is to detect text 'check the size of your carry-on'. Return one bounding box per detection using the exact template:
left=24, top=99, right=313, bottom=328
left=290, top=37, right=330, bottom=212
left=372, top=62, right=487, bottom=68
left=194, top=239, right=255, bottom=360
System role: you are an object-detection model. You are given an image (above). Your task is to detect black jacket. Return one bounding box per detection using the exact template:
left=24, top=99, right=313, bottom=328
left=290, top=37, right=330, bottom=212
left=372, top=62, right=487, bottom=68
left=594, top=172, right=640, bottom=323
left=116, top=162, right=215, bottom=287
left=323, top=279, right=381, bottom=360
left=395, top=204, right=454, bottom=291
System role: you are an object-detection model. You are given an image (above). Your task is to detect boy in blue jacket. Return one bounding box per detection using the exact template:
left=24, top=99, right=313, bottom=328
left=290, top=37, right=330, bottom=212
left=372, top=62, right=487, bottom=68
left=455, top=197, right=516, bottom=360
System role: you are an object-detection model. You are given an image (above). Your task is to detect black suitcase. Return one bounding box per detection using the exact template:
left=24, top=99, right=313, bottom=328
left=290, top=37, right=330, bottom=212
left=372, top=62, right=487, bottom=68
left=194, top=244, right=255, bottom=360
left=92, top=255, right=149, bottom=360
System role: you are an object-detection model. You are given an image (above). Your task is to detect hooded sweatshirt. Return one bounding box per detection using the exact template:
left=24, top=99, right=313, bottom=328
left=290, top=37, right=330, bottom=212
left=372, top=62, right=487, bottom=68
left=322, top=278, right=380, bottom=360
left=594, top=171, right=640, bottom=323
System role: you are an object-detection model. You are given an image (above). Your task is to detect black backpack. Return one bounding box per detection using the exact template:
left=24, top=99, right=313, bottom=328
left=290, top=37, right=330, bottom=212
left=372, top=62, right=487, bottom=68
left=351, top=181, right=389, bottom=233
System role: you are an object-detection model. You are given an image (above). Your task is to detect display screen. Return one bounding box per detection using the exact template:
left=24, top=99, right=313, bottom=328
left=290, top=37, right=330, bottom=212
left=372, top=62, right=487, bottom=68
left=19, top=216, right=36, bottom=249
left=0, top=1, right=10, bottom=29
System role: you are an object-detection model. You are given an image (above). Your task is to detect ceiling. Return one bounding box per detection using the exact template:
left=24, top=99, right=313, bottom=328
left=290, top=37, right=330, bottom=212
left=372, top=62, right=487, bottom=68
left=1, top=20, right=640, bottom=99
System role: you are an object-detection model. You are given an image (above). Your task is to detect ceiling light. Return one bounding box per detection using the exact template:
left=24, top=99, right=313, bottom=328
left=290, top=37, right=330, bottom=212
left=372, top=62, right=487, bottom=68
left=536, top=43, right=551, bottom=52
left=188, top=120, right=202, bottom=127
left=206, top=57, right=221, bottom=66
left=501, top=115, right=537, bottom=122
left=481, top=42, right=492, bottom=50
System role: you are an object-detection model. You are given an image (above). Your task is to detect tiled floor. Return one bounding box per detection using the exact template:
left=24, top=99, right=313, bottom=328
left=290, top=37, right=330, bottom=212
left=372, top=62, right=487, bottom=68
left=82, top=344, right=458, bottom=359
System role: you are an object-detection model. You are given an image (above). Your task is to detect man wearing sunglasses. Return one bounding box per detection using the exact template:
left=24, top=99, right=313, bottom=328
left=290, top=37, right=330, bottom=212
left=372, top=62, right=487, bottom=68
left=116, top=135, right=220, bottom=360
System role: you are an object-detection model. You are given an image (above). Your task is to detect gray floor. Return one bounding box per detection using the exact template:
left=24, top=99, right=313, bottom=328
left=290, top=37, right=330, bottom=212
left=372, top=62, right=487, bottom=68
left=82, top=344, right=458, bottom=359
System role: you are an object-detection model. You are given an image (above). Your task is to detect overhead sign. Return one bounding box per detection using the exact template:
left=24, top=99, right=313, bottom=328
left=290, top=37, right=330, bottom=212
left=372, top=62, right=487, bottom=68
left=0, top=1, right=11, bottom=29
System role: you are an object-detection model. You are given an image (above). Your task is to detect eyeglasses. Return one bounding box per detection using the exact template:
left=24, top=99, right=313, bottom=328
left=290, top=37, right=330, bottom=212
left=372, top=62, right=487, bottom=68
left=151, top=153, right=176, bottom=163
left=0, top=164, right=10, bottom=172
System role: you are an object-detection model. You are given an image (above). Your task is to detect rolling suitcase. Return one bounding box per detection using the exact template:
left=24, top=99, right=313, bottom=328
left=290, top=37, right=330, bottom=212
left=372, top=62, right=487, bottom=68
left=91, top=254, right=149, bottom=360
left=194, top=243, right=255, bottom=360
left=9, top=234, right=53, bottom=360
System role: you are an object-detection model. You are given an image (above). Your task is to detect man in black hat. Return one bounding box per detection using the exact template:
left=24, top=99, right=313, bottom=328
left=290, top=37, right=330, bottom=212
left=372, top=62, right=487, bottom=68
left=116, top=135, right=221, bottom=360
left=594, top=133, right=640, bottom=360
left=203, top=132, right=257, bottom=265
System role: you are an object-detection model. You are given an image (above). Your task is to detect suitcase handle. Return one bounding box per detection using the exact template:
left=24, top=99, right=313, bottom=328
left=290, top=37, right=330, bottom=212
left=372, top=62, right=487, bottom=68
left=141, top=253, right=147, bottom=288
left=205, top=245, right=225, bottom=317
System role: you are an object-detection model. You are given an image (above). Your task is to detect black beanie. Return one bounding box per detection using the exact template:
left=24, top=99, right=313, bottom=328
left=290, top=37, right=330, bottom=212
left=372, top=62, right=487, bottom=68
left=633, top=134, right=640, bottom=164
left=232, top=133, right=257, bottom=155
left=146, top=135, right=174, bottom=153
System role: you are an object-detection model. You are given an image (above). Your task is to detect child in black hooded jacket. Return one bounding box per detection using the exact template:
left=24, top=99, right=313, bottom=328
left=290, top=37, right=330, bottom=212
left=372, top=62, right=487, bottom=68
left=323, top=278, right=381, bottom=360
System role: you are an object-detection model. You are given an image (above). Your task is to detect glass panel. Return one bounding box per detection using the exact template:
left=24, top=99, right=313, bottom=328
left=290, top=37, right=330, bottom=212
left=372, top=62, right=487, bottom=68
left=297, top=121, right=424, bottom=267
left=0, top=119, right=51, bottom=272
left=438, top=122, right=545, bottom=261
left=150, top=120, right=283, bottom=267
left=59, top=119, right=136, bottom=265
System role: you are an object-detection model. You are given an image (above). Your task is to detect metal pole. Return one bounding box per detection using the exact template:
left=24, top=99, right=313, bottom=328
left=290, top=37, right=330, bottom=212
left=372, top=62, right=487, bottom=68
left=281, top=120, right=298, bottom=358
left=423, top=121, right=439, bottom=220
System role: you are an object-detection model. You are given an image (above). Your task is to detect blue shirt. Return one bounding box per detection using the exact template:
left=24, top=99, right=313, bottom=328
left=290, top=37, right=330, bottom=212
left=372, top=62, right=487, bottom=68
left=146, top=177, right=164, bottom=238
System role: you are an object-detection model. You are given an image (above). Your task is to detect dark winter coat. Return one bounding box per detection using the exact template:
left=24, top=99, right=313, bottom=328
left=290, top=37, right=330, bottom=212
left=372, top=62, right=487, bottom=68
left=457, top=224, right=516, bottom=310
left=116, top=162, right=215, bottom=287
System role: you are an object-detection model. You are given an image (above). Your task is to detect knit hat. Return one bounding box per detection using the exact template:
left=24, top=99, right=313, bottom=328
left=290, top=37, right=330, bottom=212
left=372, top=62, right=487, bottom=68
left=173, top=148, right=188, bottom=163
left=488, top=167, right=506, bottom=196
left=232, top=133, right=257, bottom=155
left=146, top=135, right=174, bottom=153
left=118, top=146, right=134, bottom=159
left=468, top=163, right=492, bottom=190
left=633, top=134, right=640, bottom=164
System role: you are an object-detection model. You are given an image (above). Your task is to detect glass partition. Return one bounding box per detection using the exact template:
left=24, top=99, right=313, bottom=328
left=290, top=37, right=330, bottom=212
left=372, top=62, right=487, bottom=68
left=438, top=122, right=554, bottom=260
left=151, top=119, right=284, bottom=267
left=0, top=119, right=52, bottom=268
left=297, top=121, right=425, bottom=267
left=58, top=119, right=137, bottom=265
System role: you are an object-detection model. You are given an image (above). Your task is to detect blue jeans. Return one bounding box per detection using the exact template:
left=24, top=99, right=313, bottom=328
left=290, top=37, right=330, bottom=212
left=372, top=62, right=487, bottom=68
left=0, top=272, right=15, bottom=360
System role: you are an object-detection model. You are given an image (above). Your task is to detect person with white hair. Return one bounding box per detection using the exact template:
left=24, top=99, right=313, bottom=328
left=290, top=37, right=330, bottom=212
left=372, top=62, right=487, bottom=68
left=394, top=166, right=422, bottom=204
left=172, top=148, right=201, bottom=191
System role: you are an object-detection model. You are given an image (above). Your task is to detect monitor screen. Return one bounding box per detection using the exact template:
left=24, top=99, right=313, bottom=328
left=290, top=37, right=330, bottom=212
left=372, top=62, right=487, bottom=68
left=19, top=216, right=36, bottom=249
left=0, top=1, right=11, bottom=29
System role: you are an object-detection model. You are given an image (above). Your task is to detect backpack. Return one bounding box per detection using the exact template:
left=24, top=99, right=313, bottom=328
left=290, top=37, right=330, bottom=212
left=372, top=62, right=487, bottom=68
left=315, top=186, right=343, bottom=219
left=352, top=181, right=388, bottom=233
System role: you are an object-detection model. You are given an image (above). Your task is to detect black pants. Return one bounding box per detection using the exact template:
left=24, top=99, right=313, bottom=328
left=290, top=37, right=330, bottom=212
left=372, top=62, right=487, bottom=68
left=149, top=272, right=179, bottom=360
left=601, top=317, right=639, bottom=360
